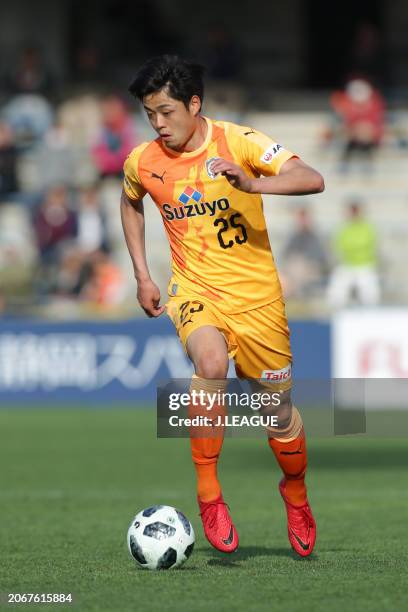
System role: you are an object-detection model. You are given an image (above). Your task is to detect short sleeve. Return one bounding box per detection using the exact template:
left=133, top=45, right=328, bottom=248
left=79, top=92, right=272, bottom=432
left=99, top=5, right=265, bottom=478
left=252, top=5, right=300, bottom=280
left=231, top=125, right=297, bottom=177
left=123, top=146, right=148, bottom=201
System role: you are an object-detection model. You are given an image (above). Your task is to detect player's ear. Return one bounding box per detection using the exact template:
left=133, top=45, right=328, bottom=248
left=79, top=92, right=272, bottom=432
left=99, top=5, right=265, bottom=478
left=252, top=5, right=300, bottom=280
left=189, top=95, right=201, bottom=116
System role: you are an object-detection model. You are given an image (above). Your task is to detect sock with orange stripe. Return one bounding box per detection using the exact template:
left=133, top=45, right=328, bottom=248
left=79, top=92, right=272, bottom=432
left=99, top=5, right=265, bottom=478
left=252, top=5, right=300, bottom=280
left=267, top=405, right=308, bottom=506
left=191, top=439, right=223, bottom=502
left=189, top=376, right=227, bottom=503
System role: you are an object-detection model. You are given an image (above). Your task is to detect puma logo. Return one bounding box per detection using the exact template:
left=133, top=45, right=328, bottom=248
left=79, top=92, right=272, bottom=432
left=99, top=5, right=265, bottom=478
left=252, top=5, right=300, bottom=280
left=151, top=170, right=166, bottom=183
left=280, top=444, right=302, bottom=455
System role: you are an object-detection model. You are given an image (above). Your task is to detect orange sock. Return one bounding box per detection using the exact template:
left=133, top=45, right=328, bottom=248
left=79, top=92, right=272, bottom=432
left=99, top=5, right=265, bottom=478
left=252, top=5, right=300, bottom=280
left=188, top=376, right=227, bottom=502
left=190, top=437, right=223, bottom=502
left=268, top=428, right=308, bottom=505
left=193, top=438, right=222, bottom=501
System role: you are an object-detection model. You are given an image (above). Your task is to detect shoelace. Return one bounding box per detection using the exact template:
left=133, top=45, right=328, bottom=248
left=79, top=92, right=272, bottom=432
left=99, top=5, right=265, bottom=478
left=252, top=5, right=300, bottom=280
left=199, top=501, right=230, bottom=529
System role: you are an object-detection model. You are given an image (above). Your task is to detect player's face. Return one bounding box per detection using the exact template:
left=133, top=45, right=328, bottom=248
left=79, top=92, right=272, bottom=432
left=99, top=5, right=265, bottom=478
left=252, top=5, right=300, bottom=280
left=143, top=88, right=201, bottom=151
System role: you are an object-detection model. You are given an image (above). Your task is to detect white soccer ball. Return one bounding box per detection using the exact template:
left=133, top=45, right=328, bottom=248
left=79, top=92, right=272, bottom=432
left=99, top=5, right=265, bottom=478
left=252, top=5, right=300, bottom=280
left=127, top=505, right=195, bottom=570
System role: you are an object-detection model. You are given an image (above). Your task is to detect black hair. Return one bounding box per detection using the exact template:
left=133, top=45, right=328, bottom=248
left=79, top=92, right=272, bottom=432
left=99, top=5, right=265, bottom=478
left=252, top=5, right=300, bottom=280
left=128, top=55, right=205, bottom=109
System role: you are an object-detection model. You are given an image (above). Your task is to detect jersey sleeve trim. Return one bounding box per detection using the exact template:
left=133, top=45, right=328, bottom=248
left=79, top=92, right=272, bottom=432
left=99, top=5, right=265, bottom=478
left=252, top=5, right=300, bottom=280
left=225, top=121, right=298, bottom=177
left=123, top=142, right=150, bottom=201
left=123, top=177, right=142, bottom=201
left=273, top=151, right=298, bottom=175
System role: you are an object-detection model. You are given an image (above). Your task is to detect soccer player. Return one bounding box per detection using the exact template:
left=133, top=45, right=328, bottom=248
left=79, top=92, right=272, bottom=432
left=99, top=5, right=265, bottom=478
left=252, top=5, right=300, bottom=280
left=121, top=55, right=324, bottom=557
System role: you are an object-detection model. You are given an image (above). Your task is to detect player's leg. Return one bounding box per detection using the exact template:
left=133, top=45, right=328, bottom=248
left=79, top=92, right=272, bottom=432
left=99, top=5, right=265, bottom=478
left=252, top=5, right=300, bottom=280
left=231, top=299, right=316, bottom=556
left=167, top=297, right=238, bottom=552
left=327, top=265, right=352, bottom=308
left=266, top=391, right=316, bottom=557
left=186, top=325, right=229, bottom=503
left=243, top=378, right=311, bottom=509
left=356, top=267, right=380, bottom=306
left=187, top=326, right=239, bottom=552
left=266, top=389, right=308, bottom=505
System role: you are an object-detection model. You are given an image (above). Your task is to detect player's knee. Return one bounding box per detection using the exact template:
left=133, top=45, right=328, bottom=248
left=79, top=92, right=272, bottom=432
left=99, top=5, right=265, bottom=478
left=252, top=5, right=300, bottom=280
left=195, top=352, right=228, bottom=379
left=275, top=391, right=293, bottom=428
left=275, top=403, right=292, bottom=429
left=258, top=389, right=292, bottom=428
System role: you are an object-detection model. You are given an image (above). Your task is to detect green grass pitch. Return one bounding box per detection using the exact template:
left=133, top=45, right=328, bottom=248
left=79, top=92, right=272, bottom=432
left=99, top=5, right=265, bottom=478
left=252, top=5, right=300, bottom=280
left=0, top=408, right=407, bottom=611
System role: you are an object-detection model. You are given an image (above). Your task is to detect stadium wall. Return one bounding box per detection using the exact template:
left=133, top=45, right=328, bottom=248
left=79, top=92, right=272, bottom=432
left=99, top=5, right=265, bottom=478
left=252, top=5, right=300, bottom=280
left=1, top=310, right=405, bottom=404
left=0, top=318, right=330, bottom=404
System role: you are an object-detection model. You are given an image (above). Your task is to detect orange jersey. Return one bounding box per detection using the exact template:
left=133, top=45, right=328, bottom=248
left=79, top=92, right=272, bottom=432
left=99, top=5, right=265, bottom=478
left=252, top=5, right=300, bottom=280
left=123, top=117, right=296, bottom=313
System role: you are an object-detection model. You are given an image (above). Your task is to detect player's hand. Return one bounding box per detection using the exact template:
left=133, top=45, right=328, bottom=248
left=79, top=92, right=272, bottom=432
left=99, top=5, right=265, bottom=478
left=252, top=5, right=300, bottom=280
left=210, top=158, right=254, bottom=192
left=137, top=279, right=166, bottom=318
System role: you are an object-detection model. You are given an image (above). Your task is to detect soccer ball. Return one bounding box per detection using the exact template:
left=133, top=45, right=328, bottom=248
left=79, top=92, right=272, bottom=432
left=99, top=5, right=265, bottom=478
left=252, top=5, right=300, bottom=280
left=127, top=505, right=195, bottom=570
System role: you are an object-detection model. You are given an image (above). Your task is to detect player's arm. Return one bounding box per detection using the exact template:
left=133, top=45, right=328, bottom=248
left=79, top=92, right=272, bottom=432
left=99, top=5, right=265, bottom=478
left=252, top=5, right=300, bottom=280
left=210, top=157, right=324, bottom=195
left=120, top=189, right=165, bottom=318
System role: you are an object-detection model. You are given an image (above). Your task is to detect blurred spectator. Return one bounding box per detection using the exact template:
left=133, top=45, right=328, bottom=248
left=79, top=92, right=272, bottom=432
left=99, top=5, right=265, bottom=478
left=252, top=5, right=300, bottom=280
left=80, top=250, right=126, bottom=307
left=280, top=207, right=329, bottom=298
left=54, top=244, right=87, bottom=298
left=58, top=94, right=102, bottom=147
left=76, top=185, right=109, bottom=254
left=34, top=185, right=77, bottom=265
left=0, top=203, right=37, bottom=311
left=0, top=203, right=37, bottom=268
left=4, top=46, right=55, bottom=98
left=0, top=122, right=19, bottom=198
left=2, top=94, right=53, bottom=150
left=327, top=202, right=380, bottom=308
left=36, top=119, right=74, bottom=188
left=91, top=95, right=136, bottom=178
left=329, top=79, right=385, bottom=171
